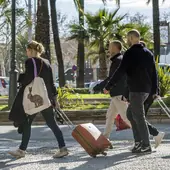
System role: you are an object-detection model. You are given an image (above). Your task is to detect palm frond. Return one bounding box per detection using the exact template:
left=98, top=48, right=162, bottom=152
left=73, top=0, right=84, bottom=15
left=89, top=40, right=100, bottom=49
left=146, top=0, right=151, bottom=5
left=73, top=0, right=79, bottom=9
left=91, top=55, right=99, bottom=65
left=86, top=50, right=99, bottom=57
left=102, top=0, right=120, bottom=7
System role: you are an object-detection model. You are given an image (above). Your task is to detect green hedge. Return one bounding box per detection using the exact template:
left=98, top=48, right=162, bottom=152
left=57, top=88, right=90, bottom=94
left=72, top=88, right=90, bottom=94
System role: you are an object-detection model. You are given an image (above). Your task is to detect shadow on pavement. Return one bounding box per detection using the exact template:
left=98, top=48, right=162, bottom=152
left=3, top=151, right=139, bottom=170
left=162, top=155, right=170, bottom=159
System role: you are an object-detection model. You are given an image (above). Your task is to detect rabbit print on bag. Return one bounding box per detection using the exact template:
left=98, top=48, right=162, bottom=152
left=27, top=87, right=43, bottom=108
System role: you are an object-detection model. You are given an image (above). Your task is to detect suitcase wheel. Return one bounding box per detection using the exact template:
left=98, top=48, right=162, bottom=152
left=109, top=144, right=113, bottom=149
left=90, top=154, right=96, bottom=158
left=102, top=152, right=107, bottom=156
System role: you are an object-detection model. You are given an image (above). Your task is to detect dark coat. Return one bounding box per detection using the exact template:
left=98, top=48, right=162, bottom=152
left=105, top=44, right=159, bottom=94
left=9, top=57, right=57, bottom=127
left=93, top=53, right=127, bottom=97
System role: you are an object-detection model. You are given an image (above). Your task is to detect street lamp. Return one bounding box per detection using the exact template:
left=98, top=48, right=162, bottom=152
left=8, top=0, right=18, bottom=108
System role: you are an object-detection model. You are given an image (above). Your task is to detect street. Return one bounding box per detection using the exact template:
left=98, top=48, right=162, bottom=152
left=0, top=124, right=170, bottom=170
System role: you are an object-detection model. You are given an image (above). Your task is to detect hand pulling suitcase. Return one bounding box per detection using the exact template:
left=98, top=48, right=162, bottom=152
left=55, top=108, right=112, bottom=158
left=156, top=97, right=170, bottom=118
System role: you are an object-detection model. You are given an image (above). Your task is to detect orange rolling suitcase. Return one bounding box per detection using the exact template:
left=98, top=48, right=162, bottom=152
left=55, top=108, right=112, bottom=157
left=72, top=123, right=112, bottom=157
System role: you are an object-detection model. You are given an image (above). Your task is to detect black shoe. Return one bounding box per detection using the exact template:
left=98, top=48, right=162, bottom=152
left=133, top=145, right=152, bottom=154
left=131, top=142, right=142, bottom=153
left=140, top=145, right=152, bottom=153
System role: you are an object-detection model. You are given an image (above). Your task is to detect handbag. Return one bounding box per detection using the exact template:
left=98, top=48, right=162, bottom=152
left=23, top=58, right=51, bottom=115
left=114, top=114, right=131, bottom=131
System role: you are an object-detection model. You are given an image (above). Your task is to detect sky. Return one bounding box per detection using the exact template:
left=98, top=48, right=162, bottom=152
left=56, top=0, right=170, bottom=21
left=55, top=0, right=170, bottom=64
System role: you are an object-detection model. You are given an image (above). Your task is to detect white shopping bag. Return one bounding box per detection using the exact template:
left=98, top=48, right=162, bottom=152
left=23, top=58, right=51, bottom=115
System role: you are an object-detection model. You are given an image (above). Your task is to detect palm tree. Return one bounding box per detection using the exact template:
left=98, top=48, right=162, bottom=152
left=50, top=0, right=65, bottom=87
left=0, top=0, right=31, bottom=73
left=85, top=9, right=125, bottom=79
left=115, top=23, right=153, bottom=48
left=69, top=9, right=125, bottom=79
left=16, top=33, right=28, bottom=70
left=147, top=0, right=165, bottom=61
left=103, top=0, right=164, bottom=61
left=35, top=0, right=51, bottom=62
left=73, top=0, right=85, bottom=88
left=0, top=0, right=8, bottom=6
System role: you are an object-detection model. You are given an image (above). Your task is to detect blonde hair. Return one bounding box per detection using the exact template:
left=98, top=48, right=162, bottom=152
left=26, top=41, right=44, bottom=55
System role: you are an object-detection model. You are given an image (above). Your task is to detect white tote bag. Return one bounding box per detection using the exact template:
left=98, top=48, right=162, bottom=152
left=23, top=58, right=51, bottom=115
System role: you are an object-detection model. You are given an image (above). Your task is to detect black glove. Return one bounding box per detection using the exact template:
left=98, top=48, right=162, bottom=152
left=54, top=108, right=64, bottom=124
left=93, top=84, right=101, bottom=92
left=52, top=96, right=60, bottom=108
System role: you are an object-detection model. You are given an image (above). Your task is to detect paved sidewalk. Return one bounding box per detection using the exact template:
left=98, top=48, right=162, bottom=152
left=0, top=124, right=170, bottom=170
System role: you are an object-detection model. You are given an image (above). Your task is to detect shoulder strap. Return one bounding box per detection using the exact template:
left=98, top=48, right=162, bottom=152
left=38, top=59, right=43, bottom=76
left=31, top=58, right=37, bottom=77
left=31, top=58, right=43, bottom=77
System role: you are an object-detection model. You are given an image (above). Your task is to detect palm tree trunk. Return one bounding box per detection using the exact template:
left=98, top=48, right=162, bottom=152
left=98, top=41, right=107, bottom=80
left=35, top=0, right=51, bottom=62
left=76, top=0, right=85, bottom=88
left=50, top=0, right=65, bottom=87
left=152, top=0, right=160, bottom=61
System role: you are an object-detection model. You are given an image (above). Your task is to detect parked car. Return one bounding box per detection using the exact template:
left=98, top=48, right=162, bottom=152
left=89, top=80, right=103, bottom=94
left=84, top=82, right=91, bottom=88
left=54, top=82, right=59, bottom=88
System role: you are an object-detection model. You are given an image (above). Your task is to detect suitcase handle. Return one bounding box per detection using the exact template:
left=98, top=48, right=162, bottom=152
left=55, top=108, right=75, bottom=130
left=156, top=97, right=170, bottom=118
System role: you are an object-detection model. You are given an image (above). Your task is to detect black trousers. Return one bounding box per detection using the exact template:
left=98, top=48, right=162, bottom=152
left=144, top=95, right=159, bottom=137
left=19, top=106, right=66, bottom=151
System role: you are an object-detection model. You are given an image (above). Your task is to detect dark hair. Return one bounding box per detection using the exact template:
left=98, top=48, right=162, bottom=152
left=127, top=29, right=140, bottom=38
left=111, top=40, right=123, bottom=51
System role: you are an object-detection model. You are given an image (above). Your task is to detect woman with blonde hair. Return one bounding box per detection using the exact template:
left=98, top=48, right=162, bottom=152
left=9, top=40, right=68, bottom=159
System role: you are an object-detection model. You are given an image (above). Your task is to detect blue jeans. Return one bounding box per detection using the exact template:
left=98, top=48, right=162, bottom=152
left=19, top=106, right=66, bottom=151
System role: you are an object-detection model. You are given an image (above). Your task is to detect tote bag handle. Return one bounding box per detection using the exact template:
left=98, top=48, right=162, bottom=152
left=31, top=58, right=43, bottom=78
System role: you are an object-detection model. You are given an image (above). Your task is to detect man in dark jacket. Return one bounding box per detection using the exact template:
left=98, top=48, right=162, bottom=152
left=123, top=41, right=165, bottom=149
left=104, top=29, right=158, bottom=153
left=93, top=40, right=131, bottom=139
left=139, top=41, right=165, bottom=148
